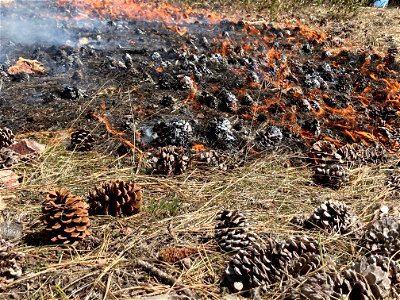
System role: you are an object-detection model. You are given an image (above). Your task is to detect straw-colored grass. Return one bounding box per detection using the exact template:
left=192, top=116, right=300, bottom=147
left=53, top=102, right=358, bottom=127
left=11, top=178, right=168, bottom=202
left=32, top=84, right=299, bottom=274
left=1, top=127, right=399, bottom=299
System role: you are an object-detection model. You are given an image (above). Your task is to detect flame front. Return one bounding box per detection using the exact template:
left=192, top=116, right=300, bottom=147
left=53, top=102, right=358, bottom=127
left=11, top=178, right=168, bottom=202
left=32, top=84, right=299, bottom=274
left=57, top=0, right=222, bottom=23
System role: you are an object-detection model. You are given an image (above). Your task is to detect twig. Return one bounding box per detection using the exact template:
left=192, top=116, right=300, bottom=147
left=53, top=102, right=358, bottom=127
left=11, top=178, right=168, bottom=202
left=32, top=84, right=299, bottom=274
left=135, top=259, right=177, bottom=286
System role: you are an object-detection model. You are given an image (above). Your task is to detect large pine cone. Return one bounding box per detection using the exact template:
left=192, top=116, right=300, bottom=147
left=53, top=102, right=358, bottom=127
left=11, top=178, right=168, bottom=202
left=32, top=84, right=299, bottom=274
left=215, top=210, right=256, bottom=252
left=0, top=148, right=18, bottom=169
left=223, top=236, right=322, bottom=292
left=87, top=180, right=142, bottom=216
left=313, top=164, right=349, bottom=189
left=309, top=140, right=341, bottom=164
left=0, top=239, right=24, bottom=288
left=294, top=201, right=360, bottom=235
left=363, top=144, right=388, bottom=165
left=42, top=189, right=91, bottom=244
left=284, top=266, right=344, bottom=300
left=341, top=256, right=394, bottom=300
left=152, top=146, right=190, bottom=175
left=69, top=129, right=95, bottom=151
left=283, top=236, right=323, bottom=279
left=223, top=242, right=272, bottom=292
left=337, top=143, right=387, bottom=167
left=363, top=216, right=400, bottom=258
left=0, top=128, right=14, bottom=149
left=337, top=143, right=364, bottom=166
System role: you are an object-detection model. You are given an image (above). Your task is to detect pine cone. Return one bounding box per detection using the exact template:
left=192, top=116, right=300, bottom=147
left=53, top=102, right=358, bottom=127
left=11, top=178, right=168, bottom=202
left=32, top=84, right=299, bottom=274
left=42, top=189, right=91, bottom=244
left=223, top=242, right=272, bottom=292
left=387, top=44, right=398, bottom=65
left=342, top=256, right=392, bottom=300
left=159, top=246, right=198, bottom=263
left=0, top=239, right=24, bottom=288
left=313, top=164, right=349, bottom=189
left=223, top=236, right=322, bottom=292
left=0, top=128, right=14, bottom=149
left=297, top=201, right=360, bottom=235
left=337, top=144, right=387, bottom=167
left=309, top=140, right=340, bottom=164
left=364, top=254, right=400, bottom=293
left=337, top=143, right=364, bottom=166
left=283, top=236, right=323, bottom=278
left=215, top=210, right=256, bottom=252
left=284, top=267, right=344, bottom=300
left=152, top=120, right=192, bottom=147
left=363, top=216, right=400, bottom=258
left=387, top=174, right=400, bottom=193
left=0, top=148, right=18, bottom=169
left=87, top=180, right=142, bottom=216
left=363, top=144, right=388, bottom=164
left=152, top=146, right=190, bottom=175
left=69, top=129, right=95, bottom=151
left=197, top=150, right=227, bottom=171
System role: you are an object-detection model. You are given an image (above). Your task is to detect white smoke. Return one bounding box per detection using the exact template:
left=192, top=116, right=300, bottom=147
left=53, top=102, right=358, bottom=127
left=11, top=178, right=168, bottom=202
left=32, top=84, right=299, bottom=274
left=0, top=12, right=72, bottom=46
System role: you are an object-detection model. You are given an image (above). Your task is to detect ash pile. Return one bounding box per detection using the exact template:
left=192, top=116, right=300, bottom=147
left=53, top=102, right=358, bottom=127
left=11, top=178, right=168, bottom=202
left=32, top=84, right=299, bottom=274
left=0, top=0, right=399, bottom=170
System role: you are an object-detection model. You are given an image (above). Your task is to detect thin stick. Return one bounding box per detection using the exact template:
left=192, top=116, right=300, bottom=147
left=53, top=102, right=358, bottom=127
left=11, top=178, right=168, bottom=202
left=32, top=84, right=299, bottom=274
left=135, top=259, right=177, bottom=286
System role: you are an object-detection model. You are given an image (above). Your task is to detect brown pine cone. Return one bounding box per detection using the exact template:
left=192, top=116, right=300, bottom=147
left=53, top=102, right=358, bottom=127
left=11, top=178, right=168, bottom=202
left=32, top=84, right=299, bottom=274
left=363, top=216, right=400, bottom=258
left=284, top=266, right=344, bottom=300
left=294, top=201, right=360, bottom=235
left=283, top=236, right=322, bottom=278
left=223, top=242, right=271, bottom=292
left=342, top=256, right=392, bottom=300
left=337, top=143, right=387, bottom=167
left=0, top=239, right=24, bottom=289
left=223, top=235, right=323, bottom=292
left=69, top=129, right=95, bottom=152
left=309, top=140, right=341, bottom=164
left=387, top=174, right=400, bottom=194
left=0, top=148, right=18, bottom=169
left=158, top=246, right=198, bottom=263
left=215, top=210, right=256, bottom=252
left=363, top=144, right=388, bottom=164
left=87, top=180, right=142, bottom=216
left=196, top=150, right=227, bottom=170
left=151, top=146, right=190, bottom=175
left=42, top=189, right=91, bottom=244
left=0, top=128, right=14, bottom=149
left=313, top=164, right=349, bottom=189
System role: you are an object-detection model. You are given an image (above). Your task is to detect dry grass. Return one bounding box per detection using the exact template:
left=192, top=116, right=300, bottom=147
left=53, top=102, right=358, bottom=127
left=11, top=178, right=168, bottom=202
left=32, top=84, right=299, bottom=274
left=178, top=0, right=400, bottom=52
left=1, top=128, right=400, bottom=299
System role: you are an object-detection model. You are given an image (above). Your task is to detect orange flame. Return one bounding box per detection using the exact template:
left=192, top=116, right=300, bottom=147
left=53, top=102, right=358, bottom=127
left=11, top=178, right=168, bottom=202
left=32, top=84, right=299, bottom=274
left=57, top=0, right=222, bottom=23
left=192, top=143, right=205, bottom=152
left=166, top=25, right=188, bottom=36
left=216, top=40, right=232, bottom=57
left=90, top=102, right=142, bottom=154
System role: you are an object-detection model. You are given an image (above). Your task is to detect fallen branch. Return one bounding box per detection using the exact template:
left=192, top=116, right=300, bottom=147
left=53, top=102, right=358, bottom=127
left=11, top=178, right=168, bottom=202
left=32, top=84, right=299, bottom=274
left=135, top=259, right=176, bottom=286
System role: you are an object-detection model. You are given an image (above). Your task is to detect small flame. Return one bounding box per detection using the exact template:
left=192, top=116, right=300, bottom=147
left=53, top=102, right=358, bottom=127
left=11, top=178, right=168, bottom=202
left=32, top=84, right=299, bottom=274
left=166, top=25, right=188, bottom=36
left=192, top=143, right=205, bottom=152
left=90, top=102, right=142, bottom=154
